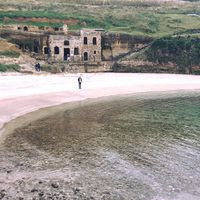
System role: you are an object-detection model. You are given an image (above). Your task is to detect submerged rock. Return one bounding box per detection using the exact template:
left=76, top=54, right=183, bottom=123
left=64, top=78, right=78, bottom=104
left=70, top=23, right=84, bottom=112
left=51, top=183, right=59, bottom=189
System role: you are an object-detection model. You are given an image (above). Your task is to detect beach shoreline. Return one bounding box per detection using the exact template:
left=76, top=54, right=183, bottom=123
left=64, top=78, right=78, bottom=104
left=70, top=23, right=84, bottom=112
left=1, top=73, right=200, bottom=139
left=0, top=73, right=200, bottom=199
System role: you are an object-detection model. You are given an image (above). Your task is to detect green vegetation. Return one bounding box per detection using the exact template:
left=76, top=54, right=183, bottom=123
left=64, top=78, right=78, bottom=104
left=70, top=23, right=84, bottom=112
left=141, top=36, right=200, bottom=73
left=0, top=63, right=20, bottom=72
left=0, top=50, right=20, bottom=58
left=1, top=0, right=200, bottom=37
left=40, top=64, right=52, bottom=72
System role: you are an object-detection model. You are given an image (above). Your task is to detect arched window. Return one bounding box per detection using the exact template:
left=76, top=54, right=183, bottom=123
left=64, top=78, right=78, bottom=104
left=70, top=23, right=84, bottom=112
left=84, top=37, right=88, bottom=45
left=74, top=47, right=79, bottom=55
left=84, top=52, right=88, bottom=61
left=44, top=47, right=49, bottom=54
left=24, top=26, right=28, bottom=31
left=54, top=46, right=59, bottom=54
left=64, top=40, right=69, bottom=45
left=93, top=37, right=97, bottom=45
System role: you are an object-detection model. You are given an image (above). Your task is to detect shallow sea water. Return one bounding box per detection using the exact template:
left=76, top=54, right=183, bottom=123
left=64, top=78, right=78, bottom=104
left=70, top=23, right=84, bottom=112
left=0, top=91, right=200, bottom=199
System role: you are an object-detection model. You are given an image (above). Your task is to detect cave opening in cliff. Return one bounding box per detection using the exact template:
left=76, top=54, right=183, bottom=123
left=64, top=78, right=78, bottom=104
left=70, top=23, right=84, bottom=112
left=24, top=26, right=28, bottom=31
left=34, top=46, right=39, bottom=53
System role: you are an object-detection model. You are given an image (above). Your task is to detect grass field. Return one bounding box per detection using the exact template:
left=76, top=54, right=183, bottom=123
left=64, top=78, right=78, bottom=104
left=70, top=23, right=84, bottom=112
left=1, top=0, right=200, bottom=37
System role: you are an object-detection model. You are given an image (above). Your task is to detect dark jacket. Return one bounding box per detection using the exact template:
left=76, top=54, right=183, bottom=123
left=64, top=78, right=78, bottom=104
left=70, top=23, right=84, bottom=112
left=78, top=77, right=82, bottom=83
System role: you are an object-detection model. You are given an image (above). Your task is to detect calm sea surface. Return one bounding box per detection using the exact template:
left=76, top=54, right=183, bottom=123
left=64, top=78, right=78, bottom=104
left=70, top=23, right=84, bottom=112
left=1, top=91, right=200, bottom=199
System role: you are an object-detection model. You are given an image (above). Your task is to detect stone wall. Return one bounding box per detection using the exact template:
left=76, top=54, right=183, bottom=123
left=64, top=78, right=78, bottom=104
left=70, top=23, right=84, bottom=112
left=63, top=61, right=113, bottom=73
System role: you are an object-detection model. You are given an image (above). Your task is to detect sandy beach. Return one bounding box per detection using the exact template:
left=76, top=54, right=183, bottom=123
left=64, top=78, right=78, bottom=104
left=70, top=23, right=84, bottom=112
left=1, top=73, right=200, bottom=134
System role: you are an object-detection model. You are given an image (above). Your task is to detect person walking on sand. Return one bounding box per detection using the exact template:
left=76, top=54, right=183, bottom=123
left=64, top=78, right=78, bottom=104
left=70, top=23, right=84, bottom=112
left=78, top=75, right=82, bottom=89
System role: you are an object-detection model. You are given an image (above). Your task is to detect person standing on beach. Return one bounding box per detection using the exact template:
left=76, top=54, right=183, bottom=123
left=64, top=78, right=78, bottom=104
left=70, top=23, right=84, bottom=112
left=35, top=63, right=38, bottom=71
left=37, top=63, right=41, bottom=72
left=78, top=75, right=82, bottom=89
left=35, top=63, right=41, bottom=72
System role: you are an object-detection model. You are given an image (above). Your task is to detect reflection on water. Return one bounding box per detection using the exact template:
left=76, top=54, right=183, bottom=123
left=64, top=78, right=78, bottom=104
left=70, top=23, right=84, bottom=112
left=1, top=91, right=200, bottom=199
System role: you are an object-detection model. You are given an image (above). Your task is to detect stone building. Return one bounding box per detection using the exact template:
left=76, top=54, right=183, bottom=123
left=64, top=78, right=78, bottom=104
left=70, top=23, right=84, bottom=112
left=0, top=24, right=104, bottom=63
left=43, top=29, right=103, bottom=63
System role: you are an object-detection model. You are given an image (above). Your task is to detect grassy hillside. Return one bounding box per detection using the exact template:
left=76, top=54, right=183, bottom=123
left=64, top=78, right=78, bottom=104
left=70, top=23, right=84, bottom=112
left=1, top=0, right=200, bottom=37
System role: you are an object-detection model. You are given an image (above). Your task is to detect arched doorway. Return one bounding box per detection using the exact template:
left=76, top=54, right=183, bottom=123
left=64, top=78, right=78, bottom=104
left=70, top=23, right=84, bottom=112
left=64, top=48, right=70, bottom=61
left=84, top=52, right=88, bottom=61
left=54, top=46, right=60, bottom=54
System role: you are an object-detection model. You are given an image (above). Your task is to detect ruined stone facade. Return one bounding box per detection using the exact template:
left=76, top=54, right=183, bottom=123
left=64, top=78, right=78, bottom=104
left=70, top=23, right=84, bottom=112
left=0, top=24, right=103, bottom=63
left=45, top=29, right=102, bottom=63
left=0, top=24, right=68, bottom=34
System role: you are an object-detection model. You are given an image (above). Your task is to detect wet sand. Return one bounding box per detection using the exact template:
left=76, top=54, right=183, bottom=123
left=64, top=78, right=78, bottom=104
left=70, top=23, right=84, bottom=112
left=1, top=73, right=200, bottom=199
left=0, top=91, right=200, bottom=199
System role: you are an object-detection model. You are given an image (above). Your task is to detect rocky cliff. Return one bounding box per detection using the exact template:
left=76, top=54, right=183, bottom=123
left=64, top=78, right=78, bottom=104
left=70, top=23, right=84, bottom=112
left=114, top=36, right=200, bottom=75
left=102, top=33, right=153, bottom=61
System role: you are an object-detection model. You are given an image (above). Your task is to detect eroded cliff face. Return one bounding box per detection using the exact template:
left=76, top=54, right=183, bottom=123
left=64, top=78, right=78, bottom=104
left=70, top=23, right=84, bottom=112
left=102, top=33, right=153, bottom=61
left=112, top=60, right=178, bottom=73
left=0, top=30, right=48, bottom=59
left=111, top=35, right=200, bottom=75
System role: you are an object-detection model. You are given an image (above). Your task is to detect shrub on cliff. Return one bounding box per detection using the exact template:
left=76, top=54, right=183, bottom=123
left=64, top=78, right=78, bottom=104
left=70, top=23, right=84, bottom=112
left=0, top=50, right=20, bottom=58
left=145, top=36, right=200, bottom=73
left=0, top=64, right=20, bottom=72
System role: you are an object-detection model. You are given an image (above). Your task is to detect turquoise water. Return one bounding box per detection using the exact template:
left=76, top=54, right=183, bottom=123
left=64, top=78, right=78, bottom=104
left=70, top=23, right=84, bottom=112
left=0, top=91, right=200, bottom=199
